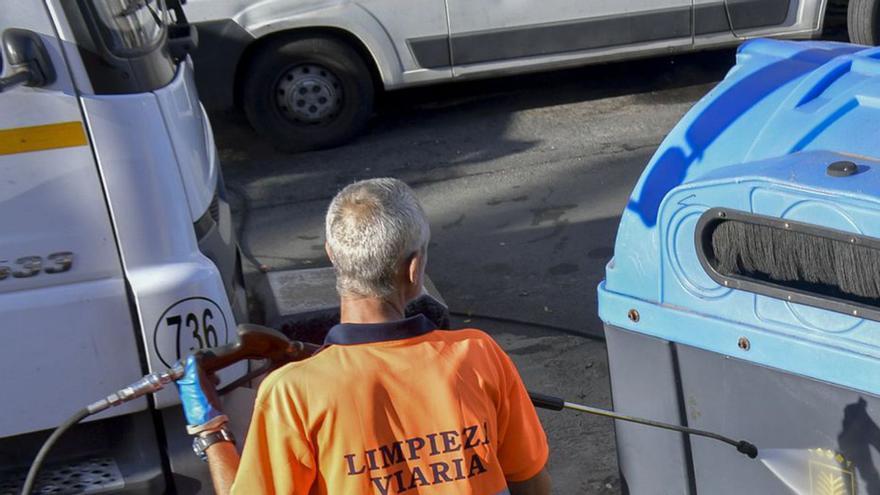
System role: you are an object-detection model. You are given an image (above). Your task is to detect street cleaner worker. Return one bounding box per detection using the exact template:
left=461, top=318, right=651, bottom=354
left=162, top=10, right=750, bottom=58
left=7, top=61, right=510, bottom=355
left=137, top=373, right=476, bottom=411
left=176, top=178, right=551, bottom=494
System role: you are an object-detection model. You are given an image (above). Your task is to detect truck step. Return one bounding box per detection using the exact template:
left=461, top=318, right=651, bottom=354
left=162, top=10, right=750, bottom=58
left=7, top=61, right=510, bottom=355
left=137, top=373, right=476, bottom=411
left=0, top=457, right=122, bottom=495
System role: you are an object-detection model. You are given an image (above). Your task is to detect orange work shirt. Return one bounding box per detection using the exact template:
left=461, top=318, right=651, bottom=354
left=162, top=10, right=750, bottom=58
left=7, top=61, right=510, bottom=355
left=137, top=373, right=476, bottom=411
left=232, top=315, right=549, bottom=494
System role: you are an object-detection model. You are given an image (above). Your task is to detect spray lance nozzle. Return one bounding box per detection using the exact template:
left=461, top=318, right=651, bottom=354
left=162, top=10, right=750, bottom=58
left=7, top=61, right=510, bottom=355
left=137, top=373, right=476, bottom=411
left=737, top=440, right=759, bottom=459
left=529, top=391, right=759, bottom=460
left=87, top=324, right=320, bottom=415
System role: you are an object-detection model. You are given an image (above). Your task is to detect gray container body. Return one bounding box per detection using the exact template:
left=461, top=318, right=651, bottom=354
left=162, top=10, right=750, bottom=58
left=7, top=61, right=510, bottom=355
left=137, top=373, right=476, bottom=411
left=606, top=325, right=880, bottom=495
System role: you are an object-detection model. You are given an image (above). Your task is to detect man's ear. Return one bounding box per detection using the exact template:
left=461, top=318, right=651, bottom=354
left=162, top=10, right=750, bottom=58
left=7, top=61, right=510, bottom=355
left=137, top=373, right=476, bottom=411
left=325, top=243, right=334, bottom=263
left=407, top=251, right=423, bottom=286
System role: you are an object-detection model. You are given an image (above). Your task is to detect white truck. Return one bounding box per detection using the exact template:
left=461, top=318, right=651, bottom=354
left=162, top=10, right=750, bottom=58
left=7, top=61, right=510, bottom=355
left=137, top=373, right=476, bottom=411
left=0, top=4, right=448, bottom=492
left=184, top=0, right=879, bottom=151
left=0, top=1, right=248, bottom=492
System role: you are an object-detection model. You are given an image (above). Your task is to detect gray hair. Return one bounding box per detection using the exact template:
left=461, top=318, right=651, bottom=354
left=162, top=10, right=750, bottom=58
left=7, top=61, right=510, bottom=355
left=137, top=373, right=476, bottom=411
left=325, top=178, right=430, bottom=298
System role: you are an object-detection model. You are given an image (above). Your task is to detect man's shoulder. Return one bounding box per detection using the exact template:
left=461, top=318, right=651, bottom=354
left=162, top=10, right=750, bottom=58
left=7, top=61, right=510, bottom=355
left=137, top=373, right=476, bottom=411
left=443, top=327, right=503, bottom=349
left=434, top=328, right=510, bottom=365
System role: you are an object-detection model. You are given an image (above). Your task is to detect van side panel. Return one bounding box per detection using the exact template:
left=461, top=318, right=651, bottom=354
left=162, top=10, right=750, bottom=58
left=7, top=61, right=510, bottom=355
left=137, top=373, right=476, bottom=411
left=185, top=0, right=454, bottom=105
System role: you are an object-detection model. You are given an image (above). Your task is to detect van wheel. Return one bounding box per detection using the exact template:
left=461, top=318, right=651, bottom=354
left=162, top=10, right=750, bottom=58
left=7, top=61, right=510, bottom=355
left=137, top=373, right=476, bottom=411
left=848, top=0, right=880, bottom=45
left=243, top=36, right=375, bottom=152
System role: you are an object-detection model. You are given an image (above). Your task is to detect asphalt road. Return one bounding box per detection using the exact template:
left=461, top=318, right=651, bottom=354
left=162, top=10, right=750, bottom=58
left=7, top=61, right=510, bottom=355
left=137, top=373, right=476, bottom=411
left=212, top=48, right=735, bottom=493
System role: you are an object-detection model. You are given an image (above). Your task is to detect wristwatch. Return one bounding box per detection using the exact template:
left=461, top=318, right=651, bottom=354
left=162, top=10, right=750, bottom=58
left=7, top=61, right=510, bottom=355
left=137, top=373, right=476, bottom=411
left=192, top=425, right=235, bottom=461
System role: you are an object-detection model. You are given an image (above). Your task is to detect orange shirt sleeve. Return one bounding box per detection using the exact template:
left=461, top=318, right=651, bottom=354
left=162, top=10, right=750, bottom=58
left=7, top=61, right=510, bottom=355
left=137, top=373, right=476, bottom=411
left=232, top=374, right=316, bottom=494
left=490, top=338, right=550, bottom=482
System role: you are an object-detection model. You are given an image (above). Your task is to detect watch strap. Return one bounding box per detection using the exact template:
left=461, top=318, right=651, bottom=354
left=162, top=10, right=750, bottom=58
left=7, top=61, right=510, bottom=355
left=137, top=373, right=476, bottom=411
left=192, top=425, right=235, bottom=461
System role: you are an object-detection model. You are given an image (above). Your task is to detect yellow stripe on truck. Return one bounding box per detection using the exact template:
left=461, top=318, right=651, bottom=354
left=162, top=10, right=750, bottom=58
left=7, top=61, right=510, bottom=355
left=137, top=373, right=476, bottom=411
left=0, top=121, right=88, bottom=156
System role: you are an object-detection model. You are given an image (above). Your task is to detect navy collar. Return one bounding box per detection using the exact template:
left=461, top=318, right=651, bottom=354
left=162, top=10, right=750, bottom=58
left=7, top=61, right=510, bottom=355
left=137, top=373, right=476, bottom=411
left=324, top=314, right=436, bottom=345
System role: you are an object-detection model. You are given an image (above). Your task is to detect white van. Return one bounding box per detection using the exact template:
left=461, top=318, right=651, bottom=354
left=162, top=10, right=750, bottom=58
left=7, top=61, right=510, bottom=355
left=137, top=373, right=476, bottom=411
left=0, top=1, right=245, bottom=492
left=184, top=0, right=878, bottom=151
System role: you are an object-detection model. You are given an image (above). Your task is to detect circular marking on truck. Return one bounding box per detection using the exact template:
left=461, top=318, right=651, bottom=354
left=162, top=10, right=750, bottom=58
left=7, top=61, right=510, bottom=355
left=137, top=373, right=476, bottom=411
left=152, top=297, right=230, bottom=367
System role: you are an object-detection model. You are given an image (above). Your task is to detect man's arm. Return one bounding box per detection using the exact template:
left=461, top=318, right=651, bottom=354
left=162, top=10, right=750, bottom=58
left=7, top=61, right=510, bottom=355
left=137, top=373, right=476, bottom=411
left=175, top=355, right=241, bottom=494
left=177, top=356, right=318, bottom=494
left=205, top=441, right=240, bottom=495
left=508, top=467, right=551, bottom=495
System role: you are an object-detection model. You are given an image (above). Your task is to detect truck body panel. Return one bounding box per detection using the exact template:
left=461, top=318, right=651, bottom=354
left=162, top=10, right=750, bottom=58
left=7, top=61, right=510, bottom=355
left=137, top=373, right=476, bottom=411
left=0, top=0, right=145, bottom=437
left=1, top=3, right=247, bottom=491
left=81, top=76, right=244, bottom=408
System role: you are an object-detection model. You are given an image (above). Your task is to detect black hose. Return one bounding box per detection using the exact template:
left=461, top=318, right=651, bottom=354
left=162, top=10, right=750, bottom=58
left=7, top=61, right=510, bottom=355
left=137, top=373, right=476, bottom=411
left=227, top=183, right=270, bottom=272
left=20, top=408, right=93, bottom=495
left=448, top=310, right=605, bottom=341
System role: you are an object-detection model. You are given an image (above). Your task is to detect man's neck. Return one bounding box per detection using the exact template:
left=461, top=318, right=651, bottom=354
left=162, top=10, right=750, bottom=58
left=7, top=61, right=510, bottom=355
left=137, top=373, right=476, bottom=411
left=339, top=295, right=406, bottom=324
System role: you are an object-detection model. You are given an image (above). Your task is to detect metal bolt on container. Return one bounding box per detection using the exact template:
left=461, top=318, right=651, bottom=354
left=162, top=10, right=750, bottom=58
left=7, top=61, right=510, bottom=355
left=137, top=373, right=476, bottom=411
left=627, top=309, right=640, bottom=323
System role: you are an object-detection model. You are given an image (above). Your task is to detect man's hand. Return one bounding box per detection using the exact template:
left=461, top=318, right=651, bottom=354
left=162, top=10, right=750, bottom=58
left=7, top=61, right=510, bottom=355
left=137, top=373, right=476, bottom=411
left=175, top=355, right=227, bottom=434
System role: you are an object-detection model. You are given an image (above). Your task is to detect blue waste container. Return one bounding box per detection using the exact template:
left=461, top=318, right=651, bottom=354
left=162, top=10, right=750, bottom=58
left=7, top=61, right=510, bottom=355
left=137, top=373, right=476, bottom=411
left=598, top=39, right=880, bottom=495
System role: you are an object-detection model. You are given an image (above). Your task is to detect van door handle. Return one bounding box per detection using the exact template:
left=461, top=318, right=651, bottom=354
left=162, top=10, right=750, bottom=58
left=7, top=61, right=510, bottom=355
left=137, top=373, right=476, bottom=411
left=0, top=29, right=56, bottom=92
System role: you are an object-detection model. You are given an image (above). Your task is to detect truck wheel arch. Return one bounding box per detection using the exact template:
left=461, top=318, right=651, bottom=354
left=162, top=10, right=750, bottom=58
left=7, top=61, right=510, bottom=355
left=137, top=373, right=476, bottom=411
left=233, top=27, right=387, bottom=110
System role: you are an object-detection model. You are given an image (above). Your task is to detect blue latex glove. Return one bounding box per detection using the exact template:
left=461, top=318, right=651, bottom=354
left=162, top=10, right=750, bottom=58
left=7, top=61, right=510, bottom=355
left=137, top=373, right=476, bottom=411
left=174, top=354, right=225, bottom=432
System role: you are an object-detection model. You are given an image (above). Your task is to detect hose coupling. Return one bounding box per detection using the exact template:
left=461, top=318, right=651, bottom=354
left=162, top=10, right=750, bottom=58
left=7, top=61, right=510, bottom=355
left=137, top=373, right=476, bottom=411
left=87, top=365, right=186, bottom=414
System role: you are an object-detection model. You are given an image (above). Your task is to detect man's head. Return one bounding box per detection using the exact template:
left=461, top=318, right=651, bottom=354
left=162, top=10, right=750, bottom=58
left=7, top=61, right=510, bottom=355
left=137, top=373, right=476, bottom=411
left=325, top=178, right=430, bottom=302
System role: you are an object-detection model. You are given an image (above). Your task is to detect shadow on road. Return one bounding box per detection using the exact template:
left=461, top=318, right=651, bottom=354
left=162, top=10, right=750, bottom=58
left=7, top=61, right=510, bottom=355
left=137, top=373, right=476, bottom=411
left=215, top=48, right=734, bottom=338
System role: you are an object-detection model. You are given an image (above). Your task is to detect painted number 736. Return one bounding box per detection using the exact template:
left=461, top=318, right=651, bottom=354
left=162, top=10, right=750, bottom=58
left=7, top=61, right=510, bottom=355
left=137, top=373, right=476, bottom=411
left=166, top=309, right=219, bottom=360
left=153, top=297, right=229, bottom=367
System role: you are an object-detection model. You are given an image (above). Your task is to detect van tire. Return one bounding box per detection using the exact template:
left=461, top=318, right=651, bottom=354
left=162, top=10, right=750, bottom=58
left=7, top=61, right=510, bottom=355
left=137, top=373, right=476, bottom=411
left=242, top=36, right=374, bottom=152
left=848, top=0, right=880, bottom=45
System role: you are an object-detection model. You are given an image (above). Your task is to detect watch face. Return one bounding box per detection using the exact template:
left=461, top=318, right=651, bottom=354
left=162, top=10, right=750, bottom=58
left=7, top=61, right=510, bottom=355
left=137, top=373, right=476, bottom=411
left=193, top=437, right=207, bottom=460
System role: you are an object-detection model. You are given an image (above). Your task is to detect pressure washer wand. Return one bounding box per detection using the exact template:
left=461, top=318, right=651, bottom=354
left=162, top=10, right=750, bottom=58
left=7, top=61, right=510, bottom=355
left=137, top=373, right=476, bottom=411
left=529, top=391, right=758, bottom=459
